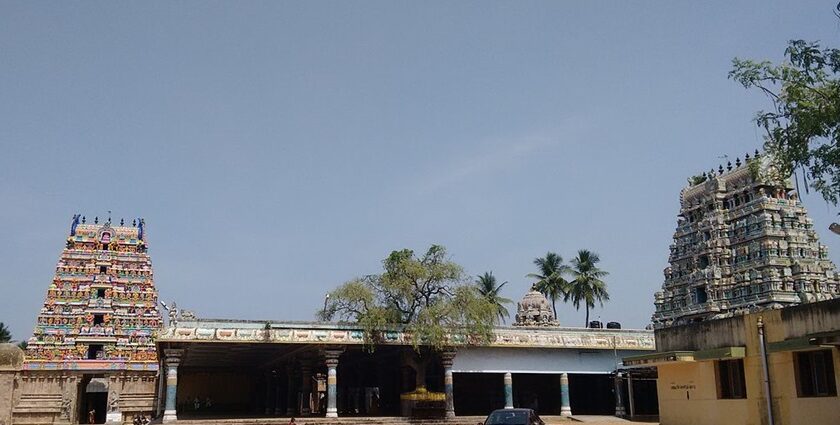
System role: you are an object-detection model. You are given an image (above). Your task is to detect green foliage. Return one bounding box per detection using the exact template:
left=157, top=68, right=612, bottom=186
left=320, top=245, right=497, bottom=351
left=730, top=37, right=840, bottom=204
left=17, top=341, right=27, bottom=350
left=0, top=322, right=10, bottom=343
left=568, top=250, right=610, bottom=327
left=527, top=252, right=571, bottom=318
left=475, top=272, right=513, bottom=324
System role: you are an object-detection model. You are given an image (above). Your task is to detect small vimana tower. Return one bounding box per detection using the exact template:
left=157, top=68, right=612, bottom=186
left=652, top=152, right=840, bottom=328
left=19, top=215, right=161, bottom=424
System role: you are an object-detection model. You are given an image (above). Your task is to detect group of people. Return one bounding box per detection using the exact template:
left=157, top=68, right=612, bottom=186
left=132, top=414, right=150, bottom=425
left=85, top=409, right=149, bottom=424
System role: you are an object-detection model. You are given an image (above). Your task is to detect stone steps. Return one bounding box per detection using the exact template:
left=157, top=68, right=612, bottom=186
left=172, top=416, right=487, bottom=425
left=169, top=416, right=574, bottom=425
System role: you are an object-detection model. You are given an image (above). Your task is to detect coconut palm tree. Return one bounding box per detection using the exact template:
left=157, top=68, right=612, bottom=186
left=475, top=272, right=513, bottom=324
left=0, top=322, right=11, bottom=343
left=527, top=252, right=570, bottom=318
left=568, top=250, right=610, bottom=327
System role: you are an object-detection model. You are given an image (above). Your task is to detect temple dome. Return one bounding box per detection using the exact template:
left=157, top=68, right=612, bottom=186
left=514, top=286, right=558, bottom=327
left=0, top=343, right=24, bottom=370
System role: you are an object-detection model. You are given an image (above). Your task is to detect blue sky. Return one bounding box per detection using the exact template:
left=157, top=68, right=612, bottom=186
left=2, top=1, right=840, bottom=340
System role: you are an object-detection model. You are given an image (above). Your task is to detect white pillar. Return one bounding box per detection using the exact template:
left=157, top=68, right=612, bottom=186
left=324, top=348, right=343, bottom=418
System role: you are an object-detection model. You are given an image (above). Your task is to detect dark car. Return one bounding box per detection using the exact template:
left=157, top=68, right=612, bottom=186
left=483, top=408, right=544, bottom=425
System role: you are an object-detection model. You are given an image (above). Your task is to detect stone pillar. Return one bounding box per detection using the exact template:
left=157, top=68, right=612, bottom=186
left=106, top=376, right=122, bottom=424
left=324, top=349, right=343, bottom=418
left=265, top=372, right=274, bottom=415
left=560, top=373, right=571, bottom=417
left=300, top=360, right=312, bottom=416
left=286, top=363, right=296, bottom=416
left=441, top=351, right=456, bottom=418
left=275, top=373, right=284, bottom=416
left=614, top=372, right=626, bottom=417
left=503, top=372, right=513, bottom=409
left=627, top=374, right=635, bottom=418
left=162, top=349, right=184, bottom=423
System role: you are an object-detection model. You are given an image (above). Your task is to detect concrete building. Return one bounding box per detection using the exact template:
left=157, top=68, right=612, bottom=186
left=625, top=298, right=840, bottom=425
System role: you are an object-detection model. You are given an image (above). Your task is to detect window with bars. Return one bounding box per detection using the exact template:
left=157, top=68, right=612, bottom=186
left=796, top=350, right=837, bottom=397
left=716, top=359, right=747, bottom=399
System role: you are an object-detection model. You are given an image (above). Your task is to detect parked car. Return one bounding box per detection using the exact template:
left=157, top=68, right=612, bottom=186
left=483, top=408, right=544, bottom=425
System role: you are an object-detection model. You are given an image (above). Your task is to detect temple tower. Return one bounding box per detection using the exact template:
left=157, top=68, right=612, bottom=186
left=16, top=215, right=161, bottom=424
left=513, top=285, right=558, bottom=327
left=652, top=153, right=840, bottom=328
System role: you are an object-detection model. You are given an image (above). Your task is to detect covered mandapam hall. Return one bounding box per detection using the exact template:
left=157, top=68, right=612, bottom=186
left=155, top=319, right=656, bottom=421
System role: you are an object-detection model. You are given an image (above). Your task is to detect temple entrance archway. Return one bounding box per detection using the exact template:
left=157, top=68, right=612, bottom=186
left=78, top=375, right=108, bottom=424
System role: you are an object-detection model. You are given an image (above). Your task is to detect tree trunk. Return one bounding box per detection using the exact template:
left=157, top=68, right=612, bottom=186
left=404, top=352, right=430, bottom=390
left=414, top=360, right=427, bottom=390
left=585, top=305, right=590, bottom=327
left=552, top=300, right=558, bottom=319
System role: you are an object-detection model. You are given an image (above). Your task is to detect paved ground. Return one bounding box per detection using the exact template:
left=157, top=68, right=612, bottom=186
left=566, top=416, right=658, bottom=424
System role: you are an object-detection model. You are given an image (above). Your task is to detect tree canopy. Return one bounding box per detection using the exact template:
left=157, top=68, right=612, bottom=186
left=0, top=322, right=10, bottom=343
left=527, top=252, right=570, bottom=319
left=475, top=272, right=512, bottom=324
left=568, top=250, right=610, bottom=327
left=320, top=245, right=497, bottom=351
left=730, top=14, right=840, bottom=204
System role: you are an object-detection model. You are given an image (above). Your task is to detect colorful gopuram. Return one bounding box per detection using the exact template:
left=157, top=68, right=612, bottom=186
left=26, top=215, right=161, bottom=366
left=13, top=215, right=162, bottom=424
left=652, top=153, right=840, bottom=328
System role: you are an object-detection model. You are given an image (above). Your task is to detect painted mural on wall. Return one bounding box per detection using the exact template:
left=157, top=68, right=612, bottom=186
left=24, top=216, right=162, bottom=371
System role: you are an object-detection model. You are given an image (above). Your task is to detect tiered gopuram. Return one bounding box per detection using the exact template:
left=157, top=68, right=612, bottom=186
left=14, top=215, right=161, bottom=424
left=652, top=153, right=840, bottom=328
left=26, top=215, right=162, bottom=366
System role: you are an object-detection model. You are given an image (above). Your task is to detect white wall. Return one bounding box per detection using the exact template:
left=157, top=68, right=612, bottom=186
left=452, top=347, right=650, bottom=374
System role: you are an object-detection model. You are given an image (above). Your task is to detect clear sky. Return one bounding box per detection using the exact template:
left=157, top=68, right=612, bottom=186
left=2, top=1, right=840, bottom=341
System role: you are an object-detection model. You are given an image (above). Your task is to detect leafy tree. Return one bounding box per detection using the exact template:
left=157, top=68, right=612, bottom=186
left=568, top=250, right=610, bottom=327
left=320, top=245, right=497, bottom=391
left=319, top=245, right=497, bottom=349
left=475, top=272, right=513, bottom=324
left=730, top=10, right=840, bottom=204
left=17, top=341, right=28, bottom=350
left=526, top=252, right=570, bottom=318
left=0, top=322, right=10, bottom=343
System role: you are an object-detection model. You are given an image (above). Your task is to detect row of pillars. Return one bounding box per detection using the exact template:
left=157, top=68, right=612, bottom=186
left=160, top=348, right=583, bottom=421
left=501, top=372, right=572, bottom=416
left=160, top=348, right=345, bottom=422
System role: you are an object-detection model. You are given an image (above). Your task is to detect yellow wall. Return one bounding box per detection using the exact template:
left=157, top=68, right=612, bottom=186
left=657, top=362, right=752, bottom=425
left=657, top=310, right=840, bottom=425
